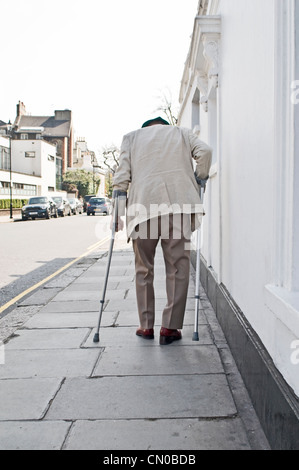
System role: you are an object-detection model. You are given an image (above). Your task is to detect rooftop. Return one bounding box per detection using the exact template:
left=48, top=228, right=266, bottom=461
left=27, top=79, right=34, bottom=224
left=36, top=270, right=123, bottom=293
left=16, top=115, right=72, bottom=138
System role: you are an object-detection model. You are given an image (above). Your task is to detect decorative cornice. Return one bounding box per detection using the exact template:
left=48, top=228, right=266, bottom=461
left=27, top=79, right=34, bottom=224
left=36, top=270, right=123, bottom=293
left=203, top=35, right=219, bottom=80
left=179, top=15, right=221, bottom=115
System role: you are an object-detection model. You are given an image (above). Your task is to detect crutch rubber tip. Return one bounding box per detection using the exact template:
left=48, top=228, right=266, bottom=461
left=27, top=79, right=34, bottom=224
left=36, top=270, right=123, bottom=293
left=192, top=332, right=199, bottom=342
left=93, top=333, right=100, bottom=343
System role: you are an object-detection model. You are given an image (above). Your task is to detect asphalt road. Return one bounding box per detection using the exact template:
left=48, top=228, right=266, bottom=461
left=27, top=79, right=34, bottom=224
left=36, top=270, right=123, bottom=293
left=0, top=213, right=112, bottom=316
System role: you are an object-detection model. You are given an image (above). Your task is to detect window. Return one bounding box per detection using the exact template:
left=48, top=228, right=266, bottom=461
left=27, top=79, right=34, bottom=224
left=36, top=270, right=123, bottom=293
left=0, top=181, right=10, bottom=195
left=21, top=134, right=28, bottom=140
left=29, top=197, right=47, bottom=204
left=0, top=146, right=10, bottom=170
left=56, top=157, right=63, bottom=190
left=12, top=183, right=36, bottom=196
left=23, top=184, right=36, bottom=196
left=25, top=151, right=35, bottom=158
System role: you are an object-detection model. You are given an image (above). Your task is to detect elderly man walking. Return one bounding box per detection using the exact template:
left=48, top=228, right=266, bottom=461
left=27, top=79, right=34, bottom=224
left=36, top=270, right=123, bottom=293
left=113, top=117, right=212, bottom=345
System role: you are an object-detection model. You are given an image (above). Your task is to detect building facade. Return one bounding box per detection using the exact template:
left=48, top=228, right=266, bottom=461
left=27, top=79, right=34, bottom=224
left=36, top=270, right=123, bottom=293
left=72, top=137, right=106, bottom=197
left=0, top=134, right=58, bottom=200
left=178, top=0, right=299, bottom=449
left=12, top=139, right=57, bottom=195
left=14, top=102, right=74, bottom=174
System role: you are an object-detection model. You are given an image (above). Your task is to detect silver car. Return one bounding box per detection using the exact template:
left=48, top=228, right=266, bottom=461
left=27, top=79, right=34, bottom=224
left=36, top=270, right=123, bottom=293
left=86, top=197, right=112, bottom=216
left=68, top=198, right=83, bottom=215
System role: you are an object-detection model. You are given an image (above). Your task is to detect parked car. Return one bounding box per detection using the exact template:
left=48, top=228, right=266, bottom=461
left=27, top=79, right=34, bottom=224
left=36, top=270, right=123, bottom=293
left=83, top=195, right=96, bottom=212
left=86, top=197, right=112, bottom=216
left=52, top=197, right=72, bottom=217
left=76, top=198, right=84, bottom=214
left=21, top=196, right=58, bottom=220
left=68, top=197, right=83, bottom=215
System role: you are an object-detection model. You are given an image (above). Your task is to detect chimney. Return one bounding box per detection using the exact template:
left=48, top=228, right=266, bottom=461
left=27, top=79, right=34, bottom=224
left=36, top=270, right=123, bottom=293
left=16, top=101, right=27, bottom=117
left=54, top=109, right=72, bottom=122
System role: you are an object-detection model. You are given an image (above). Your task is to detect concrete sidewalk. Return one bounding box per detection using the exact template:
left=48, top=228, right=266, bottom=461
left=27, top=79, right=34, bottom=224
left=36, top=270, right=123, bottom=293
left=0, top=235, right=270, bottom=450
left=0, top=212, right=21, bottom=223
left=0, top=215, right=15, bottom=224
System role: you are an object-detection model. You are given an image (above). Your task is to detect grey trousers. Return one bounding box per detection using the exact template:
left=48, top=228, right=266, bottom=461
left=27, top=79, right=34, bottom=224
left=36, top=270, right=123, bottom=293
left=132, top=215, right=191, bottom=330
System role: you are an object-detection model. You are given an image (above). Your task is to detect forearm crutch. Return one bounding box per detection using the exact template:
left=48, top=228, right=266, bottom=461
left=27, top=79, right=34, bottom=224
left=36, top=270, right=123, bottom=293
left=193, top=178, right=208, bottom=342
left=93, top=192, right=126, bottom=343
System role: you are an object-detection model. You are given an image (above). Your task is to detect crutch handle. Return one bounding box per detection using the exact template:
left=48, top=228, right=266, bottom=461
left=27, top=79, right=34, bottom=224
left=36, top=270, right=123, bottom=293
left=112, top=190, right=127, bottom=224
left=194, top=173, right=209, bottom=191
left=112, top=190, right=128, bottom=199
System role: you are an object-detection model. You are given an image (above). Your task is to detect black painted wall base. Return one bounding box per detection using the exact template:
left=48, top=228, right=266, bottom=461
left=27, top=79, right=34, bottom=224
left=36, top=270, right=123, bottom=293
left=192, top=252, right=299, bottom=450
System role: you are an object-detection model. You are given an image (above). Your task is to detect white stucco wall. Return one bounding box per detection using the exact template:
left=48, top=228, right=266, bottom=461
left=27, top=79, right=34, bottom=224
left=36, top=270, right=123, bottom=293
left=12, top=140, right=42, bottom=177
left=179, top=0, right=299, bottom=396
left=293, top=2, right=299, bottom=291
left=0, top=135, right=9, bottom=149
left=11, top=140, right=56, bottom=196
left=217, top=0, right=275, bottom=325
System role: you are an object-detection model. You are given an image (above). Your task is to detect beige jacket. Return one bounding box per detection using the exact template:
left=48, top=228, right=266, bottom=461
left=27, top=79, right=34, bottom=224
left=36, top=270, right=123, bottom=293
left=113, top=125, right=212, bottom=238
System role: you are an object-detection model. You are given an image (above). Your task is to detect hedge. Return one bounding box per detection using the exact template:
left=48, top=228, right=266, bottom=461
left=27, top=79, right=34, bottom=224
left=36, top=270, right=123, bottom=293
left=0, top=199, right=28, bottom=210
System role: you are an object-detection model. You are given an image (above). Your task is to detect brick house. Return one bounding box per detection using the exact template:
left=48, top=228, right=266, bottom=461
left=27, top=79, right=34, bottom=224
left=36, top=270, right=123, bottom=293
left=14, top=102, right=74, bottom=175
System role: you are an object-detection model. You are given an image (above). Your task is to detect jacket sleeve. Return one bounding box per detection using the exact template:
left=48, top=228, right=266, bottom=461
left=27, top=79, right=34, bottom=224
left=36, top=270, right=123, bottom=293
left=113, top=135, right=131, bottom=192
left=188, top=131, right=213, bottom=180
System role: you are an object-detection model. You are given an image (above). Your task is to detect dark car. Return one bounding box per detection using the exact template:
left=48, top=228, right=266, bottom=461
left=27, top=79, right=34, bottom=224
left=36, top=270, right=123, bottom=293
left=68, top=197, right=83, bottom=215
left=52, top=197, right=72, bottom=217
left=83, top=195, right=96, bottom=212
left=86, top=197, right=112, bottom=216
left=21, top=196, right=58, bottom=220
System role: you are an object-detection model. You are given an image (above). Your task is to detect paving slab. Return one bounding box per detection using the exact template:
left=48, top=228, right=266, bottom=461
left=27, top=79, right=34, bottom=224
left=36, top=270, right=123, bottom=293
left=92, top=344, right=224, bottom=377
left=64, top=418, right=251, bottom=451
left=125, top=287, right=195, bottom=300
left=183, top=308, right=206, bottom=325
left=43, top=267, right=91, bottom=289
left=0, top=348, right=101, bottom=379
left=64, top=281, right=120, bottom=291
left=70, top=275, right=136, bottom=286
left=0, top=421, right=71, bottom=450
left=84, top=325, right=213, bottom=348
left=46, top=374, right=237, bottom=421
left=78, top=267, right=127, bottom=277
left=114, top=309, right=206, bottom=327
left=22, top=311, right=117, bottom=329
left=5, top=328, right=91, bottom=350
left=52, top=289, right=127, bottom=302
left=107, top=259, right=134, bottom=266
left=106, top=297, right=196, bottom=312
left=0, top=378, right=62, bottom=420
left=18, top=288, right=62, bottom=307
left=39, top=300, right=100, bottom=313
left=72, top=276, right=130, bottom=285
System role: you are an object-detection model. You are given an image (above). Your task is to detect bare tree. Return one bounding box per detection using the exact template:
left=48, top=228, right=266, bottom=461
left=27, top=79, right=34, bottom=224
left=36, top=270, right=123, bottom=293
left=99, top=145, right=120, bottom=175
left=154, top=88, right=179, bottom=126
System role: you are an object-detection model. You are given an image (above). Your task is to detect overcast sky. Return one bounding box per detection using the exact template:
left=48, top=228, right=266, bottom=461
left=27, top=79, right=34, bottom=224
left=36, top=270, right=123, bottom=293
left=1, top=0, right=198, bottom=153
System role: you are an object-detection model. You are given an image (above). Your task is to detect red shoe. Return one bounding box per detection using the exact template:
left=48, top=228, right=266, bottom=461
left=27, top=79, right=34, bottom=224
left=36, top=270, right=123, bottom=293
left=160, top=327, right=182, bottom=345
left=136, top=328, right=154, bottom=340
